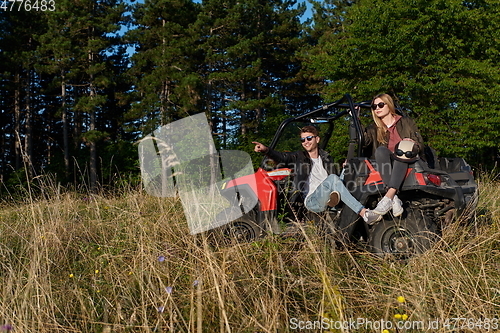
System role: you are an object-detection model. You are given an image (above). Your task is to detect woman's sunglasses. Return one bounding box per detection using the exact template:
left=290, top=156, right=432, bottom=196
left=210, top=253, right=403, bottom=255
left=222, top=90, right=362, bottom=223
left=300, top=135, right=317, bottom=142
left=371, top=102, right=386, bottom=110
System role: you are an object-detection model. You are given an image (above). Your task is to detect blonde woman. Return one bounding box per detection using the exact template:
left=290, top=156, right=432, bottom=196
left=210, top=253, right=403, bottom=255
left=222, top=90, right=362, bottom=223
left=363, top=94, right=424, bottom=220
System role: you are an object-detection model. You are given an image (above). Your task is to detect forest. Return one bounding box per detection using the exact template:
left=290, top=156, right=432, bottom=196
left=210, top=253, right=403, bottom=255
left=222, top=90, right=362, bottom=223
left=1, top=0, right=500, bottom=194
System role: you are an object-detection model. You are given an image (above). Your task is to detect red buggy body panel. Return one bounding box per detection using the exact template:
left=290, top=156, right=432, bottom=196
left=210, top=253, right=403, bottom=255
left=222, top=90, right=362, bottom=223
left=223, top=168, right=291, bottom=212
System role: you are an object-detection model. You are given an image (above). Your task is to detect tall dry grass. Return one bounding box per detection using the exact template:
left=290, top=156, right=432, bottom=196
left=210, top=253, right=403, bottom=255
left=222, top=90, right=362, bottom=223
left=0, top=174, right=498, bottom=332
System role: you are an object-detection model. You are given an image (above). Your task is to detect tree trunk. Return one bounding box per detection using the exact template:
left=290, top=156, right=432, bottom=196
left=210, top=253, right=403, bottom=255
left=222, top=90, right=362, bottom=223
left=14, top=72, right=22, bottom=170
left=240, top=81, right=247, bottom=136
left=25, top=67, right=33, bottom=179
left=62, top=71, right=70, bottom=179
left=89, top=52, right=98, bottom=192
left=89, top=110, right=97, bottom=192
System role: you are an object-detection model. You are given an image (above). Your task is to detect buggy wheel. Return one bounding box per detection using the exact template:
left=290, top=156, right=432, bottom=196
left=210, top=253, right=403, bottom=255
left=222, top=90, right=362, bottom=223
left=369, top=208, right=438, bottom=259
left=208, top=215, right=263, bottom=246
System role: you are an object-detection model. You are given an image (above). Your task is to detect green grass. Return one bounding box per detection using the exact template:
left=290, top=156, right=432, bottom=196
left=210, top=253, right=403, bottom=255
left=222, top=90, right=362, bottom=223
left=0, top=174, right=499, bottom=332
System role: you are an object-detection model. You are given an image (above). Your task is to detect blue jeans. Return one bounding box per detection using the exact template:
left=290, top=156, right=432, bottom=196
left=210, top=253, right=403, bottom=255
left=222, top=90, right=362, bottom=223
left=304, top=174, right=364, bottom=214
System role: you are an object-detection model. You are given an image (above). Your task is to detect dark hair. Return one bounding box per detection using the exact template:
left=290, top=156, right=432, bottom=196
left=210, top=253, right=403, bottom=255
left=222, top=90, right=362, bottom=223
left=300, top=125, right=319, bottom=136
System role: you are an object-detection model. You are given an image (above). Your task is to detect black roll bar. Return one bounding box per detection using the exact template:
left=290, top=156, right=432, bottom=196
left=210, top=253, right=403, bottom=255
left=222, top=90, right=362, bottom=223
left=266, top=94, right=364, bottom=158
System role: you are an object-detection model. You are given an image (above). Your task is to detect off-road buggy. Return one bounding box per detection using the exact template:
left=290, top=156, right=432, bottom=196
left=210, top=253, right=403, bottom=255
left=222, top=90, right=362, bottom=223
left=211, top=94, right=478, bottom=258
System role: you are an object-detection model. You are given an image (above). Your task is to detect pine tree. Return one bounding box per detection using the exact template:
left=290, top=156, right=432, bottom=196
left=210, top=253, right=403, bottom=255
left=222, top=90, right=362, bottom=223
left=0, top=10, right=45, bottom=180
left=37, top=1, right=82, bottom=179
left=195, top=0, right=316, bottom=150
left=126, top=0, right=202, bottom=135
left=37, top=0, right=127, bottom=189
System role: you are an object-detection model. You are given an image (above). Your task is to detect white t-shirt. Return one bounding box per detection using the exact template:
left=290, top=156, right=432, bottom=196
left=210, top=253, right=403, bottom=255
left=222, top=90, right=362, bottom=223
left=305, top=157, right=328, bottom=201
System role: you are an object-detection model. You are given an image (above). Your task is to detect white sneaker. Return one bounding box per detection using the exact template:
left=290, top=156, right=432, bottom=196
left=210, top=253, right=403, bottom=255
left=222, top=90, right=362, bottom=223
left=363, top=209, right=382, bottom=225
left=392, top=195, right=404, bottom=217
left=373, top=196, right=392, bottom=215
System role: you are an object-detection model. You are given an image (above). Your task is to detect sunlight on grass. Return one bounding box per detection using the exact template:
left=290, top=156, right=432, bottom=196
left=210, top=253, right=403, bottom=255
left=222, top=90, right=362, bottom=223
left=0, top=174, right=498, bottom=332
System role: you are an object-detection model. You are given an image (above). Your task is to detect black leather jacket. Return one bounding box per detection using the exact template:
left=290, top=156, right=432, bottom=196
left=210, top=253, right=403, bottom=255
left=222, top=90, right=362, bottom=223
left=363, top=116, right=425, bottom=159
left=265, top=148, right=339, bottom=198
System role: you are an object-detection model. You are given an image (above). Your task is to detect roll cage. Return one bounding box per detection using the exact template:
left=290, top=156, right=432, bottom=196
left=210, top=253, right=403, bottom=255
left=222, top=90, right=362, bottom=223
left=263, top=94, right=365, bottom=168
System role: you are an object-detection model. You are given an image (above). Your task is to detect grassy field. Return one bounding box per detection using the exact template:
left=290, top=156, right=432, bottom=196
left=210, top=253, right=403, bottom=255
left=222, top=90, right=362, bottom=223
left=0, top=174, right=499, bottom=333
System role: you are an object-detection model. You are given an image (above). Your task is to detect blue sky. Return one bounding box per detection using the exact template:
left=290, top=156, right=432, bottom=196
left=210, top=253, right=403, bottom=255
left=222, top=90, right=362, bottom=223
left=301, top=0, right=314, bottom=22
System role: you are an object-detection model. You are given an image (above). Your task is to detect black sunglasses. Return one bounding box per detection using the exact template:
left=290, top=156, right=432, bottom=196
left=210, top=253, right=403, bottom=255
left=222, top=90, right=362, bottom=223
left=395, top=149, right=416, bottom=158
left=300, top=135, right=317, bottom=142
left=371, top=102, right=386, bottom=110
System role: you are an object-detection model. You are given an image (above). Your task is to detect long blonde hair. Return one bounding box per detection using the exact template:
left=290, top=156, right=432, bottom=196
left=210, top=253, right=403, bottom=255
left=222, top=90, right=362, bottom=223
left=371, top=93, right=397, bottom=145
